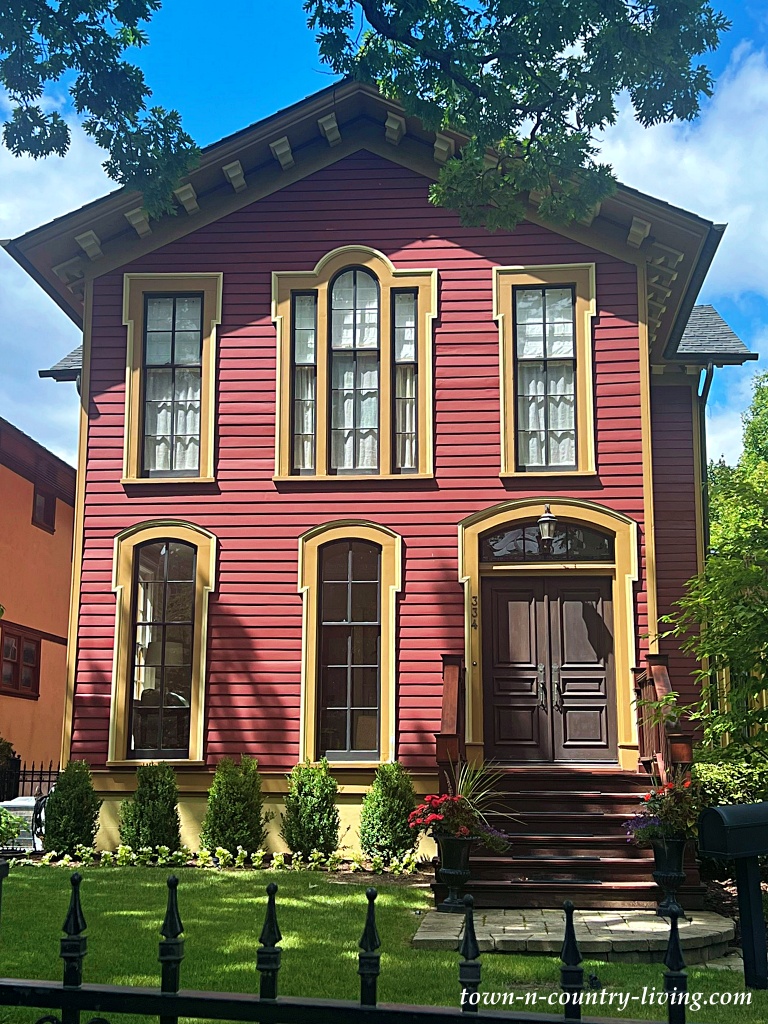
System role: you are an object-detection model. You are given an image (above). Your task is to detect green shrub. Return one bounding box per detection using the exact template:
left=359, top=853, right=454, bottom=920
left=119, top=763, right=181, bottom=851
left=200, top=756, right=270, bottom=855
left=0, top=807, right=26, bottom=847
left=280, top=758, right=339, bottom=858
left=0, top=736, right=15, bottom=763
left=692, top=758, right=768, bottom=808
left=43, top=761, right=102, bottom=855
left=359, top=761, right=417, bottom=861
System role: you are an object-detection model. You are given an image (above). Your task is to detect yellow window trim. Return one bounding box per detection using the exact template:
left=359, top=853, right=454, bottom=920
left=458, top=498, right=639, bottom=771
left=297, top=519, right=402, bottom=766
left=108, top=519, right=217, bottom=764
left=493, top=264, right=596, bottom=476
left=273, top=245, right=437, bottom=480
left=122, top=273, right=223, bottom=484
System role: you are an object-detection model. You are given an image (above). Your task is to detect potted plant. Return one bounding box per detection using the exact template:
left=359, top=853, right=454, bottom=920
left=409, top=761, right=511, bottom=913
left=624, top=770, right=700, bottom=916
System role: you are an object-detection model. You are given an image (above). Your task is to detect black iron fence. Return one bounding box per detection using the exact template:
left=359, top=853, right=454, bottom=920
left=0, top=862, right=693, bottom=1024
left=0, top=759, right=59, bottom=801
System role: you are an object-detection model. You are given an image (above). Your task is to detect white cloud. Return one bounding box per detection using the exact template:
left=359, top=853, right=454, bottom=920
left=0, top=95, right=111, bottom=465
left=599, top=44, right=768, bottom=302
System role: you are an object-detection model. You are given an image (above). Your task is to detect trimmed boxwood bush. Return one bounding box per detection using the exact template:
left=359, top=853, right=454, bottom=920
left=120, top=762, right=181, bottom=852
left=693, top=758, right=768, bottom=807
left=359, top=761, right=417, bottom=861
left=200, top=755, right=270, bottom=854
left=280, top=758, right=339, bottom=858
left=43, top=760, right=102, bottom=855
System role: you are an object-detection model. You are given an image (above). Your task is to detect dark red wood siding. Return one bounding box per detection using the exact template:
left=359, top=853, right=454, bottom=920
left=651, top=382, right=701, bottom=703
left=72, top=150, right=650, bottom=770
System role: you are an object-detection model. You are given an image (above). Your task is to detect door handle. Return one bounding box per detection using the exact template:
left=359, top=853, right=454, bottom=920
left=552, top=663, right=563, bottom=713
left=537, top=663, right=547, bottom=710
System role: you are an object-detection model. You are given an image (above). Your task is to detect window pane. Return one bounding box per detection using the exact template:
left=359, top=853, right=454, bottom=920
left=516, top=323, right=545, bottom=358
left=21, top=666, right=35, bottom=688
left=146, top=368, right=173, bottom=401
left=394, top=292, right=416, bottom=362
left=351, top=710, right=378, bottom=751
left=480, top=522, right=614, bottom=561
left=321, top=667, right=347, bottom=708
left=2, top=661, right=15, bottom=687
left=146, top=333, right=172, bottom=365
left=515, top=289, right=544, bottom=324
left=321, top=625, right=350, bottom=666
left=3, top=635, right=18, bottom=661
left=350, top=583, right=378, bottom=622
left=350, top=542, right=379, bottom=581
left=322, top=583, right=349, bottom=622
left=168, top=542, right=195, bottom=581
left=147, top=297, right=173, bottom=329
left=175, top=332, right=202, bottom=364
left=175, top=296, right=201, bottom=331
left=352, top=667, right=378, bottom=708
left=548, top=430, right=576, bottom=466
left=547, top=321, right=574, bottom=357
left=293, top=366, right=316, bottom=473
left=22, top=641, right=37, bottom=666
left=332, top=271, right=354, bottom=308
left=319, top=708, right=347, bottom=753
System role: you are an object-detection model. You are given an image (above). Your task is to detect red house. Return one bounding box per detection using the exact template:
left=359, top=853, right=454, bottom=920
left=6, top=82, right=754, bottom=905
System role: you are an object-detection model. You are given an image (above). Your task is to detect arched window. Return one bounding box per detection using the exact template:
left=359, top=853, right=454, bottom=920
left=329, top=269, right=380, bottom=473
left=275, top=246, right=437, bottom=479
left=129, top=540, right=196, bottom=758
left=480, top=521, right=615, bottom=562
left=318, top=539, right=381, bottom=758
left=298, top=520, right=402, bottom=765
left=110, top=521, right=216, bottom=763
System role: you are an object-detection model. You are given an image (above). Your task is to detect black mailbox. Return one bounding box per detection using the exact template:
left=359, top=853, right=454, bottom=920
left=698, top=801, right=768, bottom=859
left=698, top=801, right=768, bottom=990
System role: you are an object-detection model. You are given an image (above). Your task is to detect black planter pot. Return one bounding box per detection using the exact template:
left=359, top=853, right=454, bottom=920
left=435, top=834, right=474, bottom=914
left=651, top=836, right=687, bottom=917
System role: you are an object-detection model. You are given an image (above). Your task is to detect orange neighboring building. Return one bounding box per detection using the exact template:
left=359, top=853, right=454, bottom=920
left=0, top=417, right=76, bottom=765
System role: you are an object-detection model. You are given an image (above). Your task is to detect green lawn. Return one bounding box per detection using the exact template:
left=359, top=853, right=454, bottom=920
left=0, top=865, right=766, bottom=1023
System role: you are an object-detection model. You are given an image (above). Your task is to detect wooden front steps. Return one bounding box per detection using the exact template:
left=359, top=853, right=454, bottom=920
left=431, top=766, right=704, bottom=910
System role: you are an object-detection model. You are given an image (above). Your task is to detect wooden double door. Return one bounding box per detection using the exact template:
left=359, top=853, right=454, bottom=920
left=482, top=576, right=617, bottom=763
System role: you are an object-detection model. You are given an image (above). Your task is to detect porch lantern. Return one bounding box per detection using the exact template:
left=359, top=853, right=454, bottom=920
left=537, top=504, right=557, bottom=554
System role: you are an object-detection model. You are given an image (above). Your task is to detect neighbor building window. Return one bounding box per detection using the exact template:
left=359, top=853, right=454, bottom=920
left=32, top=485, right=56, bottom=532
left=495, top=264, right=597, bottom=476
left=109, top=520, right=217, bottom=764
left=122, top=274, right=223, bottom=484
left=275, top=246, right=437, bottom=479
left=318, top=539, right=381, bottom=759
left=0, top=627, right=40, bottom=698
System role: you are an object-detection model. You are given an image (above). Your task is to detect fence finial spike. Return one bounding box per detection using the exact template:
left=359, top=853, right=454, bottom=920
left=359, top=887, right=381, bottom=953
left=259, top=882, right=283, bottom=947
left=459, top=894, right=480, bottom=962
left=663, top=903, right=686, bottom=974
left=161, top=875, right=184, bottom=939
left=63, top=872, right=87, bottom=936
left=560, top=900, right=582, bottom=967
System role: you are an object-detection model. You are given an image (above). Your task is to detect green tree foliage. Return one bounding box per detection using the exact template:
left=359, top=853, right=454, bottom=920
left=306, top=0, right=729, bottom=230
left=200, top=756, right=270, bottom=854
left=43, top=760, right=102, bottom=855
left=0, top=2, right=197, bottom=214
left=668, top=372, right=768, bottom=760
left=359, top=761, right=417, bottom=860
left=280, top=758, right=340, bottom=858
left=119, top=762, right=181, bottom=850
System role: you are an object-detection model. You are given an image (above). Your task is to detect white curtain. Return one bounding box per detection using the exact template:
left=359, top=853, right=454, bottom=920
left=293, top=366, right=316, bottom=470
left=517, top=363, right=546, bottom=466
left=331, top=354, right=378, bottom=470
left=395, top=365, right=416, bottom=470
left=144, top=367, right=200, bottom=472
left=547, top=361, right=575, bottom=465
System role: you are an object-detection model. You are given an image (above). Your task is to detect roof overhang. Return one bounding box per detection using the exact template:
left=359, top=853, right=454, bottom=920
left=3, top=79, right=728, bottom=361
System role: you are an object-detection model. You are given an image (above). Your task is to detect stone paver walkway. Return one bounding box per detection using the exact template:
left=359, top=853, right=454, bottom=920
left=413, top=908, right=735, bottom=964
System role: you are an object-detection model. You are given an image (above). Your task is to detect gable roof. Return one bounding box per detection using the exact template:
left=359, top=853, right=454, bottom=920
left=1, top=79, right=749, bottom=364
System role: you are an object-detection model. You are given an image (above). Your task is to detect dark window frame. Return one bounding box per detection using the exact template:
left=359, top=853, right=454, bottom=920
left=0, top=625, right=41, bottom=699
left=391, top=287, right=419, bottom=475
left=327, top=266, right=381, bottom=476
left=32, top=485, right=56, bottom=533
left=127, top=539, right=197, bottom=760
left=140, top=291, right=205, bottom=479
left=512, top=284, right=577, bottom=473
left=317, top=539, right=381, bottom=761
left=290, top=289, right=319, bottom=475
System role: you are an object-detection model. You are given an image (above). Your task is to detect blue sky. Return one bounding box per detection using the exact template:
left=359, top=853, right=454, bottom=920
left=1, top=1, right=767, bottom=465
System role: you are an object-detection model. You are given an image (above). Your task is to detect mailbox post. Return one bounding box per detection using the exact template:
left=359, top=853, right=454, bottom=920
left=698, top=801, right=768, bottom=989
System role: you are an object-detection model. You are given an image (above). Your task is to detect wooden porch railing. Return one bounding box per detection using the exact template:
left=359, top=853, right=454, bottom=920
left=634, top=653, right=693, bottom=780
left=435, top=655, right=466, bottom=786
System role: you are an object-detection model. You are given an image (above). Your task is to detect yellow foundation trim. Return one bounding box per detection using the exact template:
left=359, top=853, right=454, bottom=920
left=297, top=520, right=402, bottom=765
left=637, top=264, right=660, bottom=653
left=458, top=498, right=640, bottom=770
left=122, top=274, right=223, bottom=483
left=108, top=520, right=217, bottom=764
left=61, top=281, right=93, bottom=765
left=493, top=264, right=596, bottom=477
left=273, top=246, right=437, bottom=479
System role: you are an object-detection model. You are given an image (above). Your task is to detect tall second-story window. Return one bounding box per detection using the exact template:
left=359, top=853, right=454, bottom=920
left=514, top=286, right=576, bottom=470
left=329, top=269, right=380, bottom=473
left=275, top=247, right=437, bottom=480
left=143, top=295, right=203, bottom=475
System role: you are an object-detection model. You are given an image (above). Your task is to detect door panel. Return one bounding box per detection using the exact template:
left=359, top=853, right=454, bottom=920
left=482, top=575, right=617, bottom=763
left=481, top=578, right=551, bottom=761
